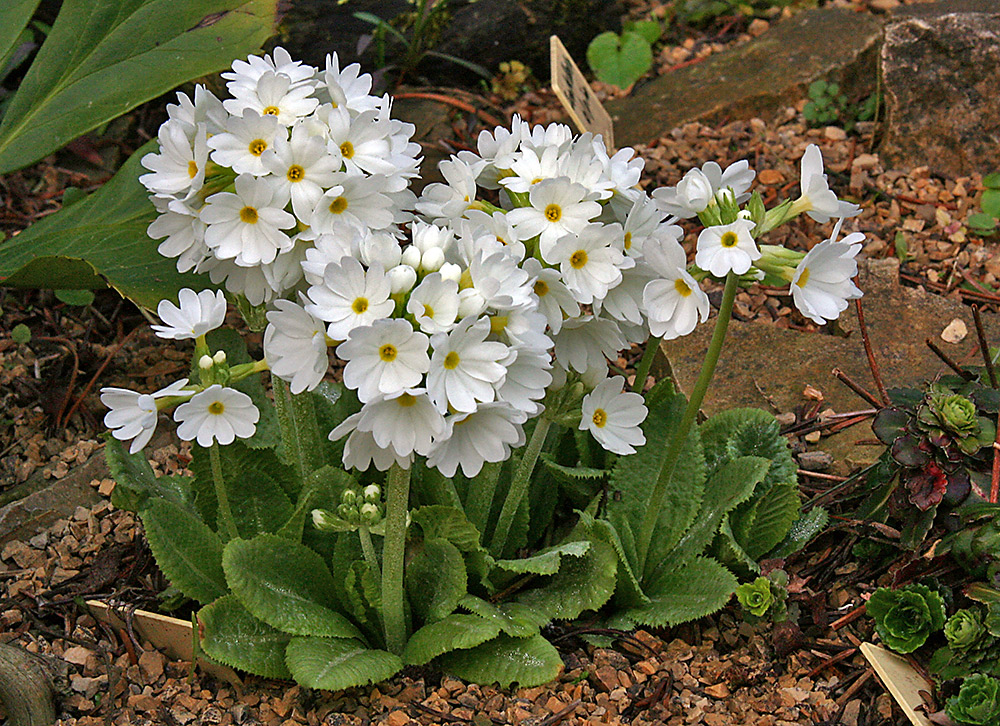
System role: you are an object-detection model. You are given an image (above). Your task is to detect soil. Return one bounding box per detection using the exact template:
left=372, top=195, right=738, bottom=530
left=0, top=0, right=989, bottom=723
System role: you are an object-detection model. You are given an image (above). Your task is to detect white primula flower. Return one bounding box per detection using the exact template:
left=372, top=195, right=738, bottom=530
left=206, top=110, right=280, bottom=176
left=506, top=178, right=602, bottom=260
left=523, top=259, right=579, bottom=334
left=622, top=196, right=668, bottom=258
left=174, top=385, right=260, bottom=447
left=150, top=288, right=227, bottom=340
left=355, top=389, right=445, bottom=457
left=495, top=347, right=552, bottom=416
left=166, top=86, right=227, bottom=137
left=499, top=144, right=562, bottom=195
left=427, top=316, right=509, bottom=413
left=791, top=222, right=864, bottom=324
left=139, top=120, right=208, bottom=199
left=312, top=173, right=396, bottom=234
left=101, top=379, right=190, bottom=454
left=554, top=316, right=625, bottom=375
left=474, top=120, right=524, bottom=188
left=466, top=248, right=535, bottom=311
left=597, top=262, right=655, bottom=327
left=323, top=107, right=396, bottom=177
left=695, top=219, right=760, bottom=277
left=261, top=123, right=340, bottom=219
left=201, top=174, right=295, bottom=266
left=407, top=272, right=460, bottom=334
left=223, top=47, right=316, bottom=93
left=580, top=376, right=647, bottom=455
left=264, top=299, right=329, bottom=394
left=548, top=224, right=629, bottom=305
left=427, top=403, right=527, bottom=478
left=330, top=412, right=412, bottom=472
left=306, top=257, right=394, bottom=340
left=320, top=52, right=379, bottom=114
left=199, top=255, right=274, bottom=306
left=337, top=319, right=430, bottom=402
left=148, top=198, right=208, bottom=273
left=643, top=235, right=710, bottom=339
left=223, top=70, right=319, bottom=126
left=415, top=156, right=483, bottom=223
left=652, top=167, right=714, bottom=219
left=796, top=144, right=862, bottom=222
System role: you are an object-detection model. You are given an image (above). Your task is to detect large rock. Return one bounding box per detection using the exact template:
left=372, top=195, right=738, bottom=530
left=607, top=9, right=882, bottom=147
left=879, top=0, right=1000, bottom=177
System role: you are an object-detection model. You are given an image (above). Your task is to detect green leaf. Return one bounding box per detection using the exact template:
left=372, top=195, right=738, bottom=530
left=0, top=141, right=211, bottom=309
left=437, top=634, right=562, bottom=688
left=583, top=514, right=648, bottom=609
left=223, top=534, right=362, bottom=639
left=285, top=637, right=402, bottom=691
left=984, top=172, right=1000, bottom=190
left=10, top=323, right=30, bottom=344
left=739, top=483, right=800, bottom=560
left=198, top=595, right=291, bottom=678
left=403, top=614, right=502, bottom=665
left=983, top=189, right=1000, bottom=220
left=494, top=540, right=590, bottom=575
left=456, top=595, right=542, bottom=638
left=141, top=498, right=227, bottom=604
left=968, top=212, right=998, bottom=233
left=623, top=19, right=661, bottom=45
left=515, top=538, right=616, bottom=622
left=586, top=30, right=652, bottom=89
left=410, top=505, right=486, bottom=553
left=405, top=537, right=467, bottom=622
left=278, top=465, right=357, bottom=541
left=0, top=0, right=278, bottom=174
left=54, top=289, right=94, bottom=306
left=0, top=1, right=43, bottom=80
left=104, top=435, right=196, bottom=512
left=628, top=556, right=737, bottom=627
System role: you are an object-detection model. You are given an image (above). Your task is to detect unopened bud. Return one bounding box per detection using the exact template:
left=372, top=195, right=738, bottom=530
left=213, top=350, right=227, bottom=364
left=312, top=508, right=338, bottom=531
left=420, top=246, right=445, bottom=272
left=363, top=484, right=381, bottom=502
left=360, top=502, right=381, bottom=525
left=439, top=262, right=462, bottom=283
left=340, top=488, right=358, bottom=506
left=198, top=355, right=214, bottom=370
left=387, top=265, right=417, bottom=294
left=400, top=246, right=421, bottom=269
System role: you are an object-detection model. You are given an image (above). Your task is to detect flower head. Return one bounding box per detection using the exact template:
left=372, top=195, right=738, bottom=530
left=695, top=219, right=760, bottom=277
left=790, top=223, right=863, bottom=324
left=337, top=319, right=430, bottom=402
left=151, top=288, right=227, bottom=340
left=101, top=379, right=190, bottom=453
left=173, top=384, right=260, bottom=447
left=580, top=376, right=647, bottom=455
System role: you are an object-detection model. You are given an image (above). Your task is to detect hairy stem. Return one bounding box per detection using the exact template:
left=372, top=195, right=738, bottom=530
left=636, top=271, right=739, bottom=574
left=381, top=464, right=411, bottom=655
left=210, top=442, right=239, bottom=541
left=358, top=525, right=381, bottom=582
left=272, top=377, right=324, bottom=482
left=632, top=335, right=663, bottom=393
left=489, top=417, right=552, bottom=556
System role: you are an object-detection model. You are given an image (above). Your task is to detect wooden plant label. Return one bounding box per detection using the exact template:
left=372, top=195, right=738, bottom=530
left=550, top=35, right=615, bottom=149
left=860, top=643, right=933, bottom=726
left=87, top=600, right=240, bottom=686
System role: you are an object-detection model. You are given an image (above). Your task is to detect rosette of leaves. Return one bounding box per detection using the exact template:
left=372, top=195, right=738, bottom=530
left=936, top=504, right=1000, bottom=581
left=866, top=584, right=946, bottom=654
left=946, top=674, right=1000, bottom=726
left=946, top=609, right=985, bottom=650
left=931, top=603, right=1000, bottom=681
left=736, top=577, right=774, bottom=617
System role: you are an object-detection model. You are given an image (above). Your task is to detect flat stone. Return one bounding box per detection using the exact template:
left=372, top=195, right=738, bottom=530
left=878, top=0, right=1000, bottom=176
left=608, top=9, right=883, bottom=147
left=662, top=259, right=1000, bottom=473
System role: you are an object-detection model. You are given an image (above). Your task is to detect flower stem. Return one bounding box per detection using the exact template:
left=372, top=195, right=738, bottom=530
left=382, top=464, right=411, bottom=655
left=632, top=335, right=663, bottom=394
left=635, top=271, right=739, bottom=574
left=465, top=461, right=502, bottom=536
left=489, top=417, right=551, bottom=556
left=272, top=377, right=324, bottom=483
left=358, top=525, right=381, bottom=582
left=210, top=442, right=239, bottom=541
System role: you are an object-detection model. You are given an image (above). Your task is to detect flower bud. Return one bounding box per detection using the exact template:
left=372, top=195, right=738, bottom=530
left=420, top=246, right=445, bottom=272
left=312, top=508, right=340, bottom=531
left=400, top=245, right=421, bottom=269
left=457, top=288, right=486, bottom=318
left=363, top=484, right=381, bottom=502
left=439, top=262, right=462, bottom=283
left=387, top=265, right=417, bottom=294
left=198, top=355, right=214, bottom=370
left=212, top=350, right=227, bottom=364
left=340, top=488, right=358, bottom=506
left=359, top=502, right=381, bottom=525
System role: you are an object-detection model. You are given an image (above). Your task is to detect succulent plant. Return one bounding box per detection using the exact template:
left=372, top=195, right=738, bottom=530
left=931, top=603, right=1000, bottom=682
left=867, top=583, right=946, bottom=654
left=946, top=609, right=985, bottom=650
left=946, top=674, right=1000, bottom=725
left=736, top=577, right=774, bottom=617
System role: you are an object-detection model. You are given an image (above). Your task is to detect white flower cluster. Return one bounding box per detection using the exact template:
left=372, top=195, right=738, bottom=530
left=107, top=48, right=866, bottom=475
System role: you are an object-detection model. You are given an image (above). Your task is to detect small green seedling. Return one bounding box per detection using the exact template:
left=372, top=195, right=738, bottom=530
left=587, top=20, right=660, bottom=90
left=803, top=80, right=848, bottom=126
left=968, top=173, right=1000, bottom=236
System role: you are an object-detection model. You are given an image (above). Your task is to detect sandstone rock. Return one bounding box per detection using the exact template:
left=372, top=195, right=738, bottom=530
left=879, top=0, right=1000, bottom=177
left=608, top=9, right=882, bottom=146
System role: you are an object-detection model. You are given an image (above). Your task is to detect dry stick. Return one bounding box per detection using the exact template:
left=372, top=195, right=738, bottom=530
left=854, top=295, right=889, bottom=405
left=798, top=470, right=849, bottom=482
left=835, top=669, right=874, bottom=707
left=805, top=647, right=859, bottom=679
left=832, top=368, right=884, bottom=409
left=925, top=338, right=976, bottom=380
left=61, top=326, right=141, bottom=428
left=392, top=91, right=506, bottom=129
left=830, top=603, right=867, bottom=630
left=972, top=304, right=999, bottom=388
left=537, top=699, right=583, bottom=726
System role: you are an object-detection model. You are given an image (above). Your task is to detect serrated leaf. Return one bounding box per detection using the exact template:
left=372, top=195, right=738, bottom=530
left=285, top=637, right=402, bottom=690
left=142, top=498, right=227, bottom=604
left=700, top=408, right=796, bottom=487
left=741, top=483, right=800, bottom=560
left=628, top=556, right=737, bottom=627
left=403, top=614, right=502, bottom=665
left=766, top=506, right=830, bottom=559
left=583, top=514, right=648, bottom=608
left=457, top=596, right=543, bottom=638
left=406, top=537, right=467, bottom=622
left=410, top=505, right=486, bottom=553
left=494, top=540, right=589, bottom=575
left=198, top=595, right=291, bottom=678
left=223, top=534, right=362, bottom=639
left=437, top=633, right=562, bottom=687
left=586, top=30, right=652, bottom=90
left=515, top=538, right=616, bottom=622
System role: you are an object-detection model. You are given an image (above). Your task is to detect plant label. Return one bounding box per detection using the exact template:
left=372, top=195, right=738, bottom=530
left=550, top=35, right=615, bottom=149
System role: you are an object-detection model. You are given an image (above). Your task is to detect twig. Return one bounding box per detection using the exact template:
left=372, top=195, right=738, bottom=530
left=832, top=368, right=884, bottom=408
left=61, top=326, right=141, bottom=427
left=835, top=668, right=874, bottom=706
left=537, top=699, right=582, bottom=726
left=805, top=647, right=858, bottom=679
left=925, top=338, right=976, bottom=380
left=798, top=470, right=848, bottom=482
left=830, top=604, right=866, bottom=630
left=854, top=294, right=888, bottom=404
left=972, top=304, right=998, bottom=388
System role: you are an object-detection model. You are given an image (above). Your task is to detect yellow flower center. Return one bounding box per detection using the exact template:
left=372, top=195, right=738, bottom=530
left=530, top=177, right=543, bottom=185
left=796, top=267, right=810, bottom=288
left=340, top=141, right=354, bottom=159
left=329, top=196, right=348, bottom=214
left=534, top=280, right=550, bottom=297
left=422, top=304, right=435, bottom=318
left=443, top=351, right=461, bottom=370
left=262, top=106, right=280, bottom=116
left=544, top=204, right=562, bottom=223
left=187, top=161, right=199, bottom=178
left=490, top=316, right=508, bottom=335
left=624, top=231, right=632, bottom=250
left=286, top=164, right=305, bottom=182
left=208, top=401, right=225, bottom=415
left=396, top=393, right=417, bottom=407
left=569, top=250, right=588, bottom=269
left=592, top=408, right=607, bottom=428
left=352, top=297, right=369, bottom=314
left=720, top=231, right=739, bottom=248
left=674, top=278, right=693, bottom=297
left=249, top=139, right=268, bottom=156
left=379, top=344, right=397, bottom=362
left=239, top=206, right=259, bottom=224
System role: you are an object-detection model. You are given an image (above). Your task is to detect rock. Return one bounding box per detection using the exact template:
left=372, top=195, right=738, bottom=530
left=797, top=451, right=834, bottom=471
left=139, top=649, right=165, bottom=682
left=608, top=9, right=882, bottom=146
left=878, top=0, right=1000, bottom=177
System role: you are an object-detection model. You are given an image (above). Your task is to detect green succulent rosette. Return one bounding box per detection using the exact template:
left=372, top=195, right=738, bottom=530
left=866, top=584, right=946, bottom=654
left=946, top=674, right=1000, bottom=725
left=736, top=577, right=774, bottom=617
left=946, top=609, right=985, bottom=651
left=917, top=385, right=995, bottom=456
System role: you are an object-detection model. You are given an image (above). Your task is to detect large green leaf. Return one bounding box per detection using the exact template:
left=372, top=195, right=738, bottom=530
left=0, top=140, right=210, bottom=309
left=198, top=595, right=291, bottom=678
left=436, top=634, right=562, bottom=688
left=223, top=534, right=362, bottom=639
left=0, top=0, right=277, bottom=174
left=0, top=1, right=42, bottom=75
left=141, top=498, right=227, bottom=604
left=586, top=30, right=652, bottom=90
left=403, top=614, right=501, bottom=666
left=740, top=483, right=801, bottom=560
left=493, top=540, right=589, bottom=575
left=627, top=556, right=737, bottom=627
left=457, top=596, right=542, bottom=638
left=410, top=505, right=486, bottom=553
left=515, top=538, right=617, bottom=622
left=285, top=637, right=402, bottom=691
left=104, top=436, right=196, bottom=513
left=405, top=537, right=467, bottom=622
